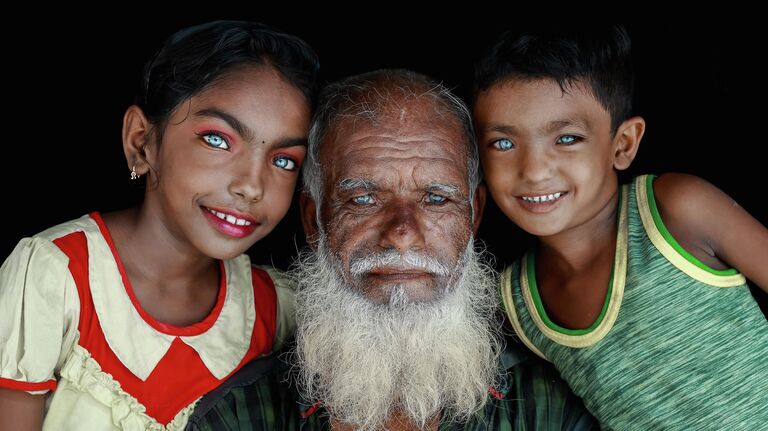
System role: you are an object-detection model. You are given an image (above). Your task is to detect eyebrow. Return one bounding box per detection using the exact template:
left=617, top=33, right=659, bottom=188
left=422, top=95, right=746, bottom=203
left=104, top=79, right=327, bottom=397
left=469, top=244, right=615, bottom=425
left=482, top=118, right=591, bottom=136
left=425, top=183, right=461, bottom=197
left=542, top=118, right=590, bottom=134
left=482, top=124, right=517, bottom=135
left=194, top=108, right=307, bottom=148
left=338, top=178, right=377, bottom=191
left=194, top=108, right=254, bottom=142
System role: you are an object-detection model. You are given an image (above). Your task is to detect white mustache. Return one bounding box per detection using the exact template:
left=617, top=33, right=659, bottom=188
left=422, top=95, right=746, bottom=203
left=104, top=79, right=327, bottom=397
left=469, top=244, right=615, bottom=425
left=349, top=250, right=451, bottom=278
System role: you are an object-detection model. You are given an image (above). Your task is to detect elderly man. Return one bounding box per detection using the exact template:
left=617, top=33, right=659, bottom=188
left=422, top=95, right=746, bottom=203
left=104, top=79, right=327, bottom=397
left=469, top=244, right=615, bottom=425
left=186, top=70, right=595, bottom=431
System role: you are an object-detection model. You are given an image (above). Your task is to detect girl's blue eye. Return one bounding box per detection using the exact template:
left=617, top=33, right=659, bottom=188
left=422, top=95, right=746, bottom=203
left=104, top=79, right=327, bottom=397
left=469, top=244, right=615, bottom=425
left=557, top=135, right=579, bottom=145
left=425, top=193, right=447, bottom=204
left=352, top=194, right=374, bottom=205
left=273, top=156, right=297, bottom=171
left=492, top=138, right=514, bottom=151
left=202, top=133, right=229, bottom=150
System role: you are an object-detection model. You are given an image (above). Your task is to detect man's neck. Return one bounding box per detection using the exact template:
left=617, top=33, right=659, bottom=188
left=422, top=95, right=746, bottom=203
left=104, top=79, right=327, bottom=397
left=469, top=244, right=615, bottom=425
left=330, top=409, right=441, bottom=431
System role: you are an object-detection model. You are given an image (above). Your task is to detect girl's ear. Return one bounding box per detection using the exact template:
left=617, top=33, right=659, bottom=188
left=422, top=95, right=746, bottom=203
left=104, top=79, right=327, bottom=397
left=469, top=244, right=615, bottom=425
left=300, top=192, right=320, bottom=249
left=613, top=116, right=646, bottom=171
left=122, top=105, right=153, bottom=177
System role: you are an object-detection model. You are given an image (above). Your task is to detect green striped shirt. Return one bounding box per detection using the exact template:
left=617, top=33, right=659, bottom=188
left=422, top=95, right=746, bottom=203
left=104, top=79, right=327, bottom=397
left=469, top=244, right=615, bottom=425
left=185, top=339, right=597, bottom=430
left=501, top=175, right=768, bottom=430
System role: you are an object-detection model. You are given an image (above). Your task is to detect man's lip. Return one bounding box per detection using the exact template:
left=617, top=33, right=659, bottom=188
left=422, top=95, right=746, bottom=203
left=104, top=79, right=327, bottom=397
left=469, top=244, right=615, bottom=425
left=366, top=270, right=432, bottom=280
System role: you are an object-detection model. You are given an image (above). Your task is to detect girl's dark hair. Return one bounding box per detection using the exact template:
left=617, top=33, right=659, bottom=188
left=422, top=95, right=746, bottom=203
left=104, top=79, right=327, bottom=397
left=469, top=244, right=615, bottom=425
left=138, top=20, right=319, bottom=133
left=475, top=25, right=634, bottom=134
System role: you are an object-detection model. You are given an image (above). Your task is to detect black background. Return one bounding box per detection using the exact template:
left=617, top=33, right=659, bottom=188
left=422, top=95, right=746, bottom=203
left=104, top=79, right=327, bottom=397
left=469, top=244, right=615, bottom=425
left=2, top=16, right=765, bottom=311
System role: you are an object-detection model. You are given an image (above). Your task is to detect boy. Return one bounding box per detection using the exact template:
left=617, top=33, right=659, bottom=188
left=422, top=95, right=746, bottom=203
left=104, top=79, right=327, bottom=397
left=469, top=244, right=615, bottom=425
left=473, top=25, right=768, bottom=430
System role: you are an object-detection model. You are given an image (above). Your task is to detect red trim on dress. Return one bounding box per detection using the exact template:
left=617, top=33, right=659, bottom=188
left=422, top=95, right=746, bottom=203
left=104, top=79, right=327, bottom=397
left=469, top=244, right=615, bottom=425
left=48, top=214, right=278, bottom=425
left=0, top=377, right=56, bottom=392
left=90, top=212, right=227, bottom=337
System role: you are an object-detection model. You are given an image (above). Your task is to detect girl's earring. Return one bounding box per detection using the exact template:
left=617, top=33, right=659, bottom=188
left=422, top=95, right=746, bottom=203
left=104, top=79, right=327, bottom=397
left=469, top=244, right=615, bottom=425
left=130, top=165, right=140, bottom=180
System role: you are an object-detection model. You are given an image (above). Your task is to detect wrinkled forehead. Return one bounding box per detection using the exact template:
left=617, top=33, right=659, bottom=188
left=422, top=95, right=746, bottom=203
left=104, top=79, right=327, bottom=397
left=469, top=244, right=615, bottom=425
left=326, top=100, right=467, bottom=164
left=325, top=94, right=468, bottom=154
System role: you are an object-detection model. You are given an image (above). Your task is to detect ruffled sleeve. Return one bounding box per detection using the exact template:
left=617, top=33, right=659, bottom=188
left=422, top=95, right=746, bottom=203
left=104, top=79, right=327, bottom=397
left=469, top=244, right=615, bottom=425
left=257, top=266, right=296, bottom=351
left=0, top=237, right=80, bottom=394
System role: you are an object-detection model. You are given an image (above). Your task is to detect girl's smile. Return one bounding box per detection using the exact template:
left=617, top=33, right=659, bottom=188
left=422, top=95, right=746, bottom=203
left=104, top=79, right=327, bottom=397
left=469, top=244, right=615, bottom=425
left=202, top=206, right=259, bottom=238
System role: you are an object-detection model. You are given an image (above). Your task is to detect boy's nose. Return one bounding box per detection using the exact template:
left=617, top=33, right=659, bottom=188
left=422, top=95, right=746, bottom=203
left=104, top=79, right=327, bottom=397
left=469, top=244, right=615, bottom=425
left=518, top=148, right=555, bottom=184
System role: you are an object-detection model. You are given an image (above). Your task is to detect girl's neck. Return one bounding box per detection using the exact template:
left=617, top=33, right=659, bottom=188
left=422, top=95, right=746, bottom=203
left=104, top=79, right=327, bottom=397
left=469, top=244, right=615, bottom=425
left=538, top=189, right=620, bottom=275
left=103, top=207, right=216, bottom=286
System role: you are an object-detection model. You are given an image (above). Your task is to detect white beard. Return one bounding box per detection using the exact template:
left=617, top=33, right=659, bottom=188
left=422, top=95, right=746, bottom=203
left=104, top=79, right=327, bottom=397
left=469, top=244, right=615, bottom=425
left=292, top=239, right=501, bottom=430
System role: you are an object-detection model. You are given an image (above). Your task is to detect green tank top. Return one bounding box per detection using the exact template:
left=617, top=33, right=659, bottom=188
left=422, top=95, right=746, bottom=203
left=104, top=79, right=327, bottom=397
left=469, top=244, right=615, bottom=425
left=501, top=175, right=768, bottom=430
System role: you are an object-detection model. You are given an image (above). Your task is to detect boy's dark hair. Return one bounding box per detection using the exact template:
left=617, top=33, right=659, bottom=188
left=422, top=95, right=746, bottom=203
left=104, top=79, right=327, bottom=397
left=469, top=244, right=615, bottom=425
left=474, top=25, right=634, bottom=134
left=138, top=20, right=319, bottom=135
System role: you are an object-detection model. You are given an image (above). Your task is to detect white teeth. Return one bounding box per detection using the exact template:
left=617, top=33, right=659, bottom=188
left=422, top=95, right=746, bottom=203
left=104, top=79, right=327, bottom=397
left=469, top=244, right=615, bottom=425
left=206, top=208, right=253, bottom=226
left=522, top=192, right=563, bottom=203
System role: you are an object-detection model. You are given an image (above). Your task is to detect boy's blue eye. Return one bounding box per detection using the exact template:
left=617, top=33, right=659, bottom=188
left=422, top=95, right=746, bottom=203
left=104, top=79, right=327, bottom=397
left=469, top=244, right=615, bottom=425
left=492, top=138, right=514, bottom=151
left=425, top=193, right=447, bottom=204
left=202, top=132, right=230, bottom=150
left=557, top=135, right=579, bottom=145
left=352, top=194, right=375, bottom=205
left=273, top=156, right=297, bottom=171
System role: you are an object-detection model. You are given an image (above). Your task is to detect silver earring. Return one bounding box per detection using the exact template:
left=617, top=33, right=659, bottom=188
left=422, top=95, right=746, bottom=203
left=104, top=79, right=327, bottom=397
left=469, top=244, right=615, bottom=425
left=130, top=165, right=140, bottom=180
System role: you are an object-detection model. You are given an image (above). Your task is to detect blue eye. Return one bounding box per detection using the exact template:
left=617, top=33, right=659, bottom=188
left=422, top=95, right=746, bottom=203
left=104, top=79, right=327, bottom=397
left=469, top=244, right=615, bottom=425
left=557, top=135, right=579, bottom=145
left=201, top=132, right=230, bottom=150
left=273, top=156, right=297, bottom=171
left=425, top=193, right=447, bottom=204
left=492, top=138, right=514, bottom=151
left=352, top=194, right=375, bottom=205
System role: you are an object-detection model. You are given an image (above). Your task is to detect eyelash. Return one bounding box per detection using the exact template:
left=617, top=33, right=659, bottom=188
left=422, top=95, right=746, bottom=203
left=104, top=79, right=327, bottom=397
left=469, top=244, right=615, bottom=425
left=352, top=194, right=375, bottom=205
left=557, top=135, right=582, bottom=145
left=198, top=131, right=230, bottom=150
left=273, top=155, right=298, bottom=171
left=491, top=138, right=514, bottom=151
left=425, top=193, right=447, bottom=204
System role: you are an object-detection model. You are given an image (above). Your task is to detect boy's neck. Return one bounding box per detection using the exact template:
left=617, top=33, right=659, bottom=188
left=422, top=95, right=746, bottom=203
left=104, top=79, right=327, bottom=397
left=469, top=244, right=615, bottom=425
left=537, top=188, right=620, bottom=275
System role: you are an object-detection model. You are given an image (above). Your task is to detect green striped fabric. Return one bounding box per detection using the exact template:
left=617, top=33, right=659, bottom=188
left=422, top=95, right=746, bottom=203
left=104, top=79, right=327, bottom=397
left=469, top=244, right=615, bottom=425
left=185, top=339, right=597, bottom=430
left=502, top=175, right=768, bottom=430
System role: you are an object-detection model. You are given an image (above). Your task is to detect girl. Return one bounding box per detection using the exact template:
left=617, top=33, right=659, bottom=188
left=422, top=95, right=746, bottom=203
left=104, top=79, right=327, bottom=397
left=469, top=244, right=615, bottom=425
left=0, top=20, right=318, bottom=430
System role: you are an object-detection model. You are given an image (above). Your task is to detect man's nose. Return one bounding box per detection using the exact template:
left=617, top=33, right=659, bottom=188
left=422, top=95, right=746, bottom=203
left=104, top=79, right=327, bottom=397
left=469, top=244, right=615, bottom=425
left=377, top=201, right=425, bottom=253
left=229, top=157, right=265, bottom=203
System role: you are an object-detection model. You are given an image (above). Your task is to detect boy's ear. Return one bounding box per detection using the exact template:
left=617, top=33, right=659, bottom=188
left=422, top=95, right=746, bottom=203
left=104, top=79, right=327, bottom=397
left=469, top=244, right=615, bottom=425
left=472, top=183, right=487, bottom=236
left=122, top=105, right=153, bottom=176
left=613, top=116, right=646, bottom=170
left=300, top=192, right=320, bottom=249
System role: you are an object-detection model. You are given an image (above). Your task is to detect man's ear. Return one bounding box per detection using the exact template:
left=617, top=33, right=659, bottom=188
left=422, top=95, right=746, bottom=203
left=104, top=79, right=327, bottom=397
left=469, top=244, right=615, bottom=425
left=613, top=116, right=645, bottom=171
left=472, top=183, right=487, bottom=236
left=122, top=105, right=153, bottom=176
left=300, top=192, right=320, bottom=248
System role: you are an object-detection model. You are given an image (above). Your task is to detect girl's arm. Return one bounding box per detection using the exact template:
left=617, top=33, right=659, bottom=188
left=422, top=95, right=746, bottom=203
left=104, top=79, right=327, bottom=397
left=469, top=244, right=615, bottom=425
left=0, top=388, right=45, bottom=430
left=654, top=173, right=768, bottom=291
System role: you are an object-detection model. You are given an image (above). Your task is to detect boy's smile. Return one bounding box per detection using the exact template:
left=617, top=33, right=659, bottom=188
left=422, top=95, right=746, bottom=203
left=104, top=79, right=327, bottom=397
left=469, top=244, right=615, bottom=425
left=474, top=78, right=623, bottom=239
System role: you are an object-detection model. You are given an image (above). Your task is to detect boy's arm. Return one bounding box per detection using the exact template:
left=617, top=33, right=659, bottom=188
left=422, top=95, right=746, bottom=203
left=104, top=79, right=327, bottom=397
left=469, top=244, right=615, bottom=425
left=654, top=173, right=768, bottom=291
left=0, top=388, right=45, bottom=430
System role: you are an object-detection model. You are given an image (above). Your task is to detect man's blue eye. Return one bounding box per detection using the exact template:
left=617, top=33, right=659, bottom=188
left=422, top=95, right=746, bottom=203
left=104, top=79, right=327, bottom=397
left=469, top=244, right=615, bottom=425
left=352, top=194, right=374, bottom=205
left=557, top=135, right=579, bottom=145
left=492, top=138, right=514, bottom=151
left=202, top=133, right=229, bottom=150
left=273, top=156, right=296, bottom=171
left=426, top=193, right=447, bottom=204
